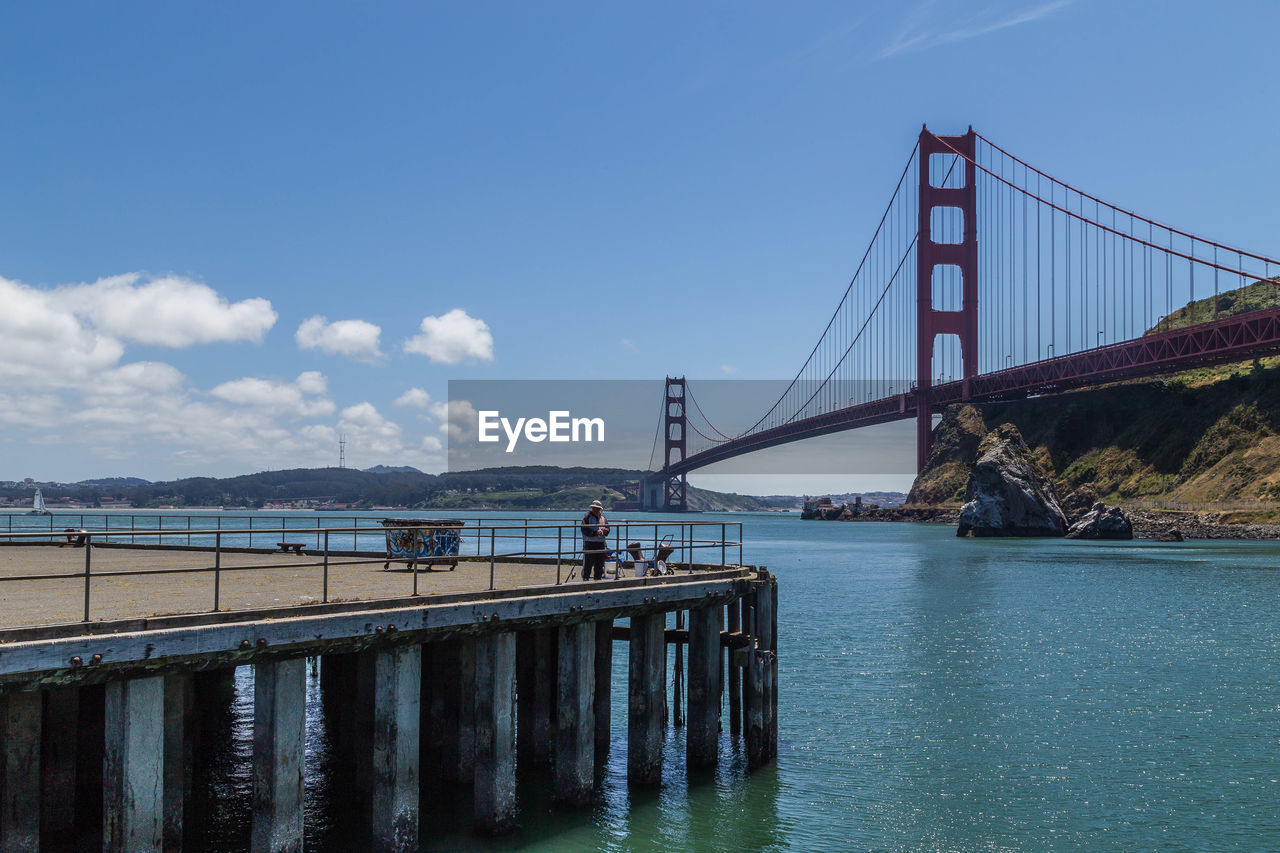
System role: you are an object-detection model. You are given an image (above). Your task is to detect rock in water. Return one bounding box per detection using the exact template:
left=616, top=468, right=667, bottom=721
left=957, top=423, right=1068, bottom=537
left=1065, top=502, right=1135, bottom=540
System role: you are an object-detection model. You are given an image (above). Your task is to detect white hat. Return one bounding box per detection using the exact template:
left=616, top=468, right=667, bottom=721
left=589, top=500, right=604, bottom=510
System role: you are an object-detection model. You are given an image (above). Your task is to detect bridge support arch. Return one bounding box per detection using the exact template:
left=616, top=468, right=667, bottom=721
left=916, top=127, right=978, bottom=471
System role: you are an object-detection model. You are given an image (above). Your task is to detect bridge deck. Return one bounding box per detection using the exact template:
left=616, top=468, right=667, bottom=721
left=0, top=545, right=610, bottom=630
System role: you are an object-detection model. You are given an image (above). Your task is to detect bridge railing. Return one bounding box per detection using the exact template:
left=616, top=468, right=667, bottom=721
left=0, top=518, right=744, bottom=626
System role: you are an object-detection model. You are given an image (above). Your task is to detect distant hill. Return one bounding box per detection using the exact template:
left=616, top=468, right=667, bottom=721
left=75, top=477, right=151, bottom=487
left=363, top=465, right=424, bottom=474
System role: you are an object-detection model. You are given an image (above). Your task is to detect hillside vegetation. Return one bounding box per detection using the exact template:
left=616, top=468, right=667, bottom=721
left=910, top=280, right=1280, bottom=513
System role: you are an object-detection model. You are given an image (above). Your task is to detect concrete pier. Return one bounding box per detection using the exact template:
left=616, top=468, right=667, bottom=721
left=103, top=676, right=165, bottom=851
left=628, top=613, right=666, bottom=786
left=473, top=632, right=516, bottom=835
left=0, top=555, right=774, bottom=849
left=251, top=658, right=306, bottom=853
left=554, top=622, right=596, bottom=806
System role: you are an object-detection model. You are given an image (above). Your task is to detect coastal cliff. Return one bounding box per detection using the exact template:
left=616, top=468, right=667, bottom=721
left=908, top=358, right=1280, bottom=516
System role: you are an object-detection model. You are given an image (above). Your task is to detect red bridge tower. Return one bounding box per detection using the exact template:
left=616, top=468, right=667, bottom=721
left=915, top=127, right=979, bottom=471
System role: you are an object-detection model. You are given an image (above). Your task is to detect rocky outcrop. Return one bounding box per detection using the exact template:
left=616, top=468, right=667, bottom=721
left=957, top=424, right=1069, bottom=537
left=908, top=404, right=988, bottom=505
left=1065, top=502, right=1134, bottom=539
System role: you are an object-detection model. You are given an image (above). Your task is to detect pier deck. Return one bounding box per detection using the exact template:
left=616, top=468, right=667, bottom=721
left=0, top=544, right=590, bottom=629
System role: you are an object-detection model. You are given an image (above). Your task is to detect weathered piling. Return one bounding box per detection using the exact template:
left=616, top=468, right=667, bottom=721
left=686, top=604, right=721, bottom=769
left=593, top=619, right=613, bottom=758
left=628, top=613, right=666, bottom=786
left=554, top=622, right=596, bottom=806
left=472, top=632, right=516, bottom=835
left=41, top=686, right=80, bottom=850
left=1, top=690, right=42, bottom=850
left=163, top=672, right=194, bottom=851
left=372, top=645, right=421, bottom=853
left=516, top=628, right=556, bottom=768
left=104, top=676, right=166, bottom=851
left=251, top=658, right=306, bottom=853
left=727, top=600, right=742, bottom=737
left=744, top=572, right=779, bottom=769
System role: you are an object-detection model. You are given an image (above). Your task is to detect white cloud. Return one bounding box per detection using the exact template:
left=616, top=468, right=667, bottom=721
left=208, top=372, right=335, bottom=417
left=0, top=276, right=126, bottom=384
left=404, top=309, right=494, bottom=364
left=59, top=273, right=277, bottom=347
left=338, top=402, right=405, bottom=458
left=433, top=399, right=478, bottom=442
left=0, top=271, right=459, bottom=477
left=394, top=388, right=432, bottom=408
left=295, top=315, right=383, bottom=363
left=296, top=371, right=328, bottom=395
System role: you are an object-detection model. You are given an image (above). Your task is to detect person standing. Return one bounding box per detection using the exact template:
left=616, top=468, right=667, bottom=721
left=580, top=499, right=610, bottom=581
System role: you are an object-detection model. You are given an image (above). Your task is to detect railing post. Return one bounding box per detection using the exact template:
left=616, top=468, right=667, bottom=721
left=186, top=516, right=191, bottom=547
left=323, top=530, right=330, bottom=604
left=82, top=533, right=92, bottom=622
left=249, top=515, right=254, bottom=550
left=523, top=519, right=528, bottom=557
left=721, top=523, right=726, bottom=567
left=213, top=533, right=221, bottom=612
left=488, top=528, right=496, bottom=591
left=738, top=522, right=743, bottom=567
left=556, top=527, right=563, bottom=585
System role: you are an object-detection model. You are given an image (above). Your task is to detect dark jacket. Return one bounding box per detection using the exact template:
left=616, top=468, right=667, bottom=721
left=581, top=512, right=609, bottom=549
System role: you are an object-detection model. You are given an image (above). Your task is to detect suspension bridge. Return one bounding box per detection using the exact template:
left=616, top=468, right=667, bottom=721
left=642, top=126, right=1280, bottom=510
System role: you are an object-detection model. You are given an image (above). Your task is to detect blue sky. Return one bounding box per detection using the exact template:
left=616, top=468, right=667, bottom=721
left=1, top=1, right=1277, bottom=491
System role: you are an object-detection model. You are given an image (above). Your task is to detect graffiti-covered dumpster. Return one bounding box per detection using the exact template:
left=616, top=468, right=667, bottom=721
left=380, top=518, right=465, bottom=571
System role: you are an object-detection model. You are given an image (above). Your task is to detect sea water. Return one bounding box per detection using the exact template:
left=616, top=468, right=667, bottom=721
left=136, top=511, right=1280, bottom=850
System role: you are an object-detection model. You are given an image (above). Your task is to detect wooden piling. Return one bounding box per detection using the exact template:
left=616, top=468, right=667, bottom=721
left=593, top=619, right=613, bottom=758
left=104, top=676, right=165, bottom=851
left=73, top=684, right=105, bottom=852
left=627, top=613, right=665, bottom=786
left=40, top=686, right=78, bottom=850
left=727, top=601, right=742, bottom=738
left=473, top=632, right=517, bottom=835
left=1, top=690, right=42, bottom=851
left=517, top=629, right=558, bottom=768
left=686, top=605, right=720, bottom=769
left=373, top=645, right=421, bottom=853
left=251, top=658, right=306, bottom=853
left=673, top=610, right=684, bottom=728
left=163, top=673, right=194, bottom=852
left=429, top=638, right=477, bottom=784
left=744, top=648, right=765, bottom=770
left=457, top=638, right=477, bottom=784
left=554, top=622, right=595, bottom=807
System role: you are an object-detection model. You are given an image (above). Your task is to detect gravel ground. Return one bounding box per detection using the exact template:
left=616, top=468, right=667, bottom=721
left=0, top=545, right=594, bottom=629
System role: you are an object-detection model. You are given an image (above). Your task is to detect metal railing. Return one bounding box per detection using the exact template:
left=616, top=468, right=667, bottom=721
left=0, top=518, right=744, bottom=625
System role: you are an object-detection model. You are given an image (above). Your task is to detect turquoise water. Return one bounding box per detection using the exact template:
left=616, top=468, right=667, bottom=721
left=16, top=510, right=1280, bottom=850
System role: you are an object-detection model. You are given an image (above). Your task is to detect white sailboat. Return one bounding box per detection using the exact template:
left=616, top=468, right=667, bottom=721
left=28, top=488, right=50, bottom=516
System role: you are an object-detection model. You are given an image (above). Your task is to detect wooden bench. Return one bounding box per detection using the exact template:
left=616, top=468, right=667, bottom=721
left=276, top=542, right=305, bottom=554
